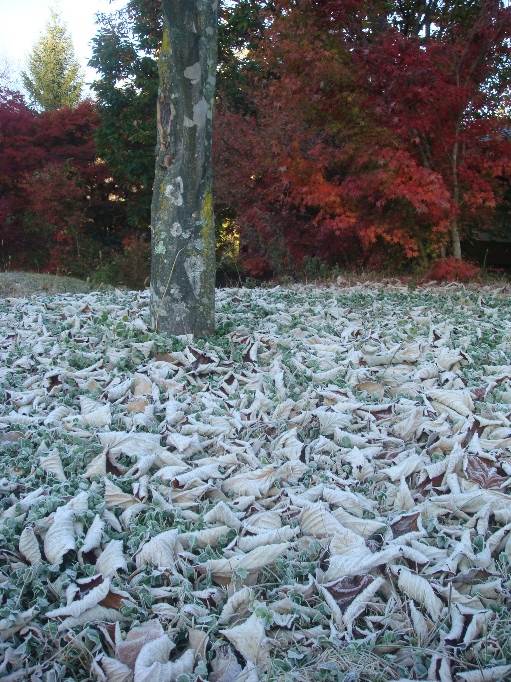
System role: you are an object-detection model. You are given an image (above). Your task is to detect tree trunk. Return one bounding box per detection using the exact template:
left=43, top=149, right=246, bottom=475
left=450, top=124, right=462, bottom=260
left=150, top=0, right=218, bottom=336
left=450, top=218, right=462, bottom=260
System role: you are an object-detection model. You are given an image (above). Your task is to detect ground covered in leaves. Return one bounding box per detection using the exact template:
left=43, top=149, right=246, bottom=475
left=1, top=283, right=511, bottom=682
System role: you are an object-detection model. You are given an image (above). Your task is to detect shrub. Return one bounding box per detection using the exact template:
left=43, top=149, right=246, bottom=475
left=116, top=235, right=150, bottom=289
left=242, top=255, right=272, bottom=279
left=425, top=257, right=481, bottom=282
left=92, top=234, right=150, bottom=289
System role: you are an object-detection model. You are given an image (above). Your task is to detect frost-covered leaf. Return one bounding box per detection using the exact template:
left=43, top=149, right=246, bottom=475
left=428, top=389, right=474, bottom=417
left=97, top=540, right=127, bottom=577
left=135, top=530, right=178, bottom=570
left=95, top=655, right=132, bottom=682
left=116, top=620, right=165, bottom=669
left=134, top=635, right=194, bottom=682
left=220, top=612, right=269, bottom=667
left=80, top=514, right=105, bottom=556
left=104, top=478, right=139, bottom=509
left=465, top=456, right=505, bottom=489
left=44, top=506, right=76, bottom=565
left=19, top=526, right=42, bottom=565
left=80, top=397, right=112, bottom=428
left=324, top=575, right=375, bottom=610
left=392, top=566, right=443, bottom=620
left=85, top=451, right=107, bottom=478
left=209, top=646, right=243, bottom=682
left=46, top=578, right=111, bottom=618
left=40, top=451, right=67, bottom=482
left=456, top=666, right=511, bottom=682
left=201, top=543, right=290, bottom=582
left=218, top=587, right=253, bottom=625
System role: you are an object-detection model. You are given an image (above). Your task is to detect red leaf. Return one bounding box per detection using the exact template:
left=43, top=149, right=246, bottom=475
left=391, top=512, right=420, bottom=538
left=325, top=575, right=375, bottom=610
left=465, top=456, right=505, bottom=489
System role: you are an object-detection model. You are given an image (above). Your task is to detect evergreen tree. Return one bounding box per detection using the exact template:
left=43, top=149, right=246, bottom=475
left=22, top=10, right=83, bottom=111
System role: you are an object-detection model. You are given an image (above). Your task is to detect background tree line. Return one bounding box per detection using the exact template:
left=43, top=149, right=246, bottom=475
left=1, top=0, right=510, bottom=285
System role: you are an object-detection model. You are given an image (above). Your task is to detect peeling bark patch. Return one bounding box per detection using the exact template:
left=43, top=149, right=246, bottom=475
left=164, top=177, right=184, bottom=206
left=184, top=62, right=201, bottom=84
left=170, top=222, right=183, bottom=237
left=193, top=98, right=209, bottom=128
left=184, top=255, right=205, bottom=298
left=173, top=303, right=186, bottom=321
left=169, top=285, right=183, bottom=301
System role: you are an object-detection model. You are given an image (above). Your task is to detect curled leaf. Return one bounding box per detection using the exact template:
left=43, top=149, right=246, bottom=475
left=46, top=578, right=111, bottom=618
left=40, top=451, right=67, bottom=482
left=135, top=530, right=178, bottom=570
left=134, top=635, right=194, bottom=682
left=201, top=543, right=290, bottom=583
left=220, top=612, right=269, bottom=667
left=80, top=514, right=105, bottom=557
left=44, top=506, right=76, bottom=566
left=19, top=526, right=41, bottom=565
left=392, top=566, right=443, bottom=620
left=218, top=587, right=254, bottom=625
left=97, top=539, right=127, bottom=577
left=95, top=655, right=132, bottom=682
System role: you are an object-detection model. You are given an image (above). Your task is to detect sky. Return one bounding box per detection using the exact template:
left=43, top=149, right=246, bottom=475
left=0, top=0, right=127, bottom=92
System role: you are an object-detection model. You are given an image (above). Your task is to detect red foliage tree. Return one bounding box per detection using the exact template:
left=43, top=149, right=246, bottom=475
left=0, top=89, right=41, bottom=268
left=361, top=2, right=511, bottom=260
left=19, top=163, right=88, bottom=271
left=215, top=3, right=375, bottom=275
left=214, top=0, right=511, bottom=275
left=0, top=92, right=124, bottom=274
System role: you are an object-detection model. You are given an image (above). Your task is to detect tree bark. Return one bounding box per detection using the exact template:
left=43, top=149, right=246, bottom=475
left=450, top=218, right=462, bottom=260
left=450, top=121, right=462, bottom=260
left=150, top=0, right=218, bottom=336
left=451, top=152, right=461, bottom=260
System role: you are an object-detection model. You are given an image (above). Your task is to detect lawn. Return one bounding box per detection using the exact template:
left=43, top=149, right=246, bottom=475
left=1, top=283, right=511, bottom=681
